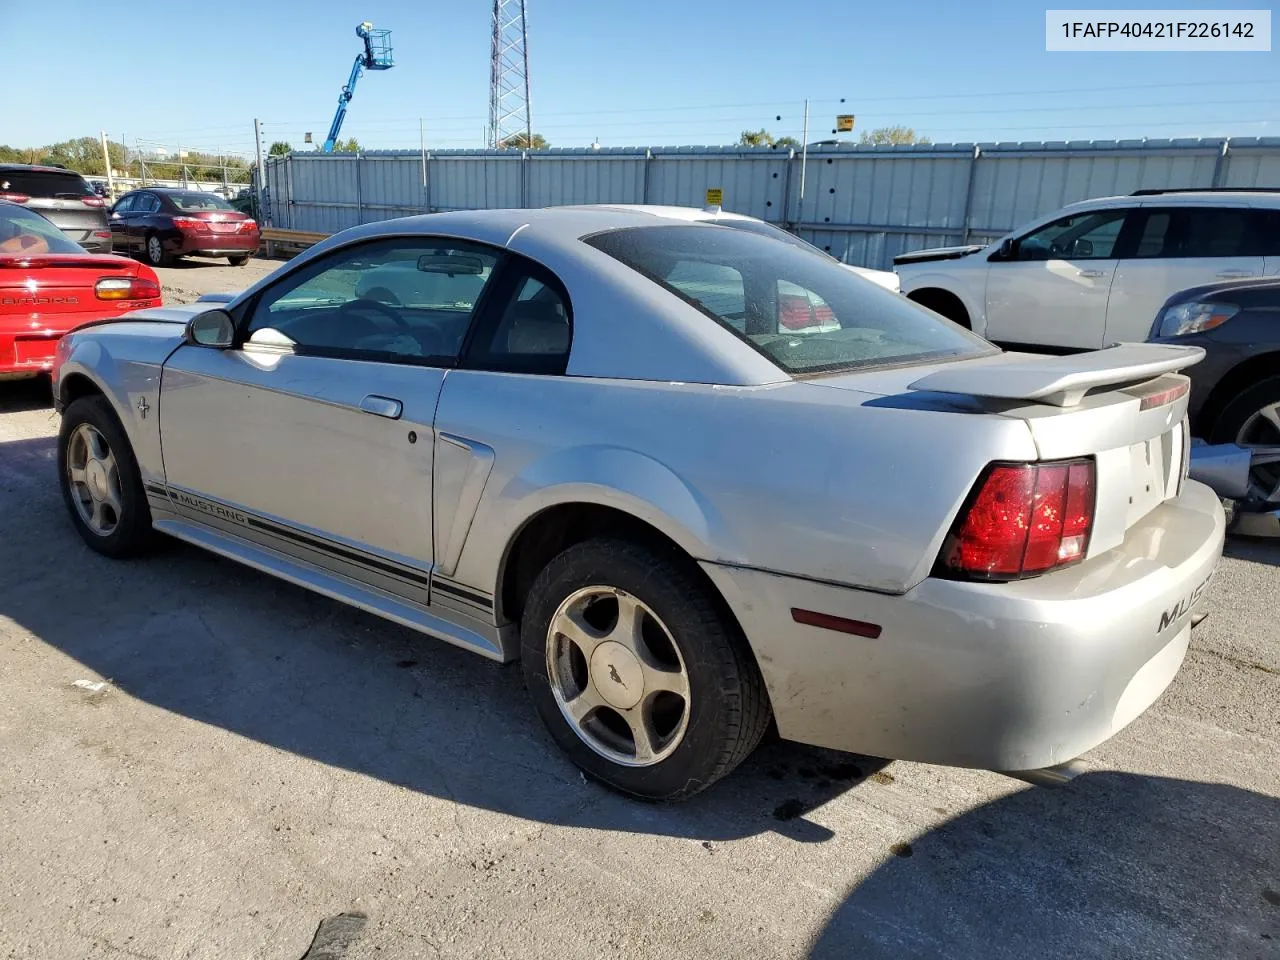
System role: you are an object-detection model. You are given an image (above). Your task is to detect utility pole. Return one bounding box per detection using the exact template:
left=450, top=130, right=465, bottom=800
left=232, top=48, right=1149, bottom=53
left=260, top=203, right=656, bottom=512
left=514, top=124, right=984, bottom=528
left=798, top=98, right=810, bottom=227
left=99, top=130, right=115, bottom=198
left=253, top=118, right=266, bottom=225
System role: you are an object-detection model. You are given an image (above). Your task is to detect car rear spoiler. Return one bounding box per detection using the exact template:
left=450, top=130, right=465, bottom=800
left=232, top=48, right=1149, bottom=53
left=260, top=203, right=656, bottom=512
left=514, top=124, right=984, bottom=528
left=907, top=343, right=1205, bottom=407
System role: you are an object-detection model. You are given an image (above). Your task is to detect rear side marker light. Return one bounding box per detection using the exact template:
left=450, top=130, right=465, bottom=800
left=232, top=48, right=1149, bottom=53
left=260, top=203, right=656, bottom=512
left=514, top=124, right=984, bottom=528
left=80, top=196, right=105, bottom=207
left=0, top=192, right=29, bottom=204
left=939, top=459, right=1096, bottom=581
left=791, top=608, right=883, bottom=639
left=96, top=277, right=162, bottom=301
left=92, top=231, right=111, bottom=240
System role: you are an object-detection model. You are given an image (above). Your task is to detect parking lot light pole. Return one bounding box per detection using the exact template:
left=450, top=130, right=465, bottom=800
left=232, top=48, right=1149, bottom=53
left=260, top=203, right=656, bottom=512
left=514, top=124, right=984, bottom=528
left=99, top=130, right=115, bottom=199
left=254, top=119, right=267, bottom=227
left=798, top=99, right=810, bottom=226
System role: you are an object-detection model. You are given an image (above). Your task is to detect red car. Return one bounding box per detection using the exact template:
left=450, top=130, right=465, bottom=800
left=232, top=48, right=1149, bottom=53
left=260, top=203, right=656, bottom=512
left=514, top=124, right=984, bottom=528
left=1, top=201, right=162, bottom=379
left=109, top=188, right=260, bottom=267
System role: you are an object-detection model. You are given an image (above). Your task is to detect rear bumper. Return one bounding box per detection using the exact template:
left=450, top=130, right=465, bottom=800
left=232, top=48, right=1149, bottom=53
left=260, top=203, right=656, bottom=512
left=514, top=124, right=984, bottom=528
left=701, top=479, right=1225, bottom=771
left=174, top=235, right=259, bottom=256
left=1, top=306, right=160, bottom=374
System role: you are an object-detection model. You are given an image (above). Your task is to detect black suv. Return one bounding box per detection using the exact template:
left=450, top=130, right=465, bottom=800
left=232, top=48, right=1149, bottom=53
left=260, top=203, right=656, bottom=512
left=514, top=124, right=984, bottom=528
left=0, top=164, right=110, bottom=253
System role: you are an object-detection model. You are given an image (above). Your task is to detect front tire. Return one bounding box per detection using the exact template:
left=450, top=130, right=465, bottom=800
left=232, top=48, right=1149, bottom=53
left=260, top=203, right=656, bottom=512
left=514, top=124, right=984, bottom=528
left=520, top=538, right=771, bottom=800
left=145, top=233, right=171, bottom=267
left=58, top=395, right=157, bottom=558
left=228, top=255, right=250, bottom=266
left=1210, top=375, right=1280, bottom=501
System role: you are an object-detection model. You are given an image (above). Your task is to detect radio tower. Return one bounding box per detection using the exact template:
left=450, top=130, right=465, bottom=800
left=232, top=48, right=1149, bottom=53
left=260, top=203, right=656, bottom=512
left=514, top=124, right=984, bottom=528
left=488, top=0, right=532, bottom=149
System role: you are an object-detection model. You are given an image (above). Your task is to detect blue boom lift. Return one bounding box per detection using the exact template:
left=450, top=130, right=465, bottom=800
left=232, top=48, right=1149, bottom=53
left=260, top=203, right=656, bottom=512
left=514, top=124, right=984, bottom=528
left=323, top=21, right=394, bottom=152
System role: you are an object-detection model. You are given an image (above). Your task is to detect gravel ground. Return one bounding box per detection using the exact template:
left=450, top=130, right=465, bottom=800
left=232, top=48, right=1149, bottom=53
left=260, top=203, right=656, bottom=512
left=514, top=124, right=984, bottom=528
left=0, top=373, right=1276, bottom=960
left=150, top=256, right=281, bottom=305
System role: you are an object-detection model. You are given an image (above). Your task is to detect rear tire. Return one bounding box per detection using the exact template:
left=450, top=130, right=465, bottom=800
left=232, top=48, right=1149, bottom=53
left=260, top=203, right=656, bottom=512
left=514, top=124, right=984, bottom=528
left=145, top=233, right=171, bottom=267
left=58, top=395, right=157, bottom=558
left=520, top=537, right=771, bottom=801
left=228, top=255, right=250, bottom=266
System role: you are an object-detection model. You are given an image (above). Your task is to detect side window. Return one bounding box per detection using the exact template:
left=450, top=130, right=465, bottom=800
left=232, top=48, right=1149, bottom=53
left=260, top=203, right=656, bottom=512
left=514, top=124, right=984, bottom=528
left=1255, top=210, right=1280, bottom=257
left=113, top=195, right=136, bottom=214
left=663, top=261, right=747, bottom=329
left=244, top=238, right=501, bottom=364
left=1180, top=208, right=1252, bottom=258
left=1133, top=207, right=1257, bottom=259
left=139, top=194, right=161, bottom=213
left=1014, top=210, right=1127, bottom=261
left=463, top=266, right=572, bottom=375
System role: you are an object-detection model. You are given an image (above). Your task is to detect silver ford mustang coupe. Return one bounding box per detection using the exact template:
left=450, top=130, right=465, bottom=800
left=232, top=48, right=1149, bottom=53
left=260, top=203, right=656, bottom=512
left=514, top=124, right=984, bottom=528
left=51, top=207, right=1225, bottom=800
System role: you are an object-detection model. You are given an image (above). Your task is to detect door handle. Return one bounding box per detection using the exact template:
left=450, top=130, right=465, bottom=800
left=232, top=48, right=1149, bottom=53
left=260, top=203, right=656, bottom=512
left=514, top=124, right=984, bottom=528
left=1077, top=269, right=1107, bottom=279
left=1216, top=269, right=1255, bottom=279
left=360, top=395, right=403, bottom=419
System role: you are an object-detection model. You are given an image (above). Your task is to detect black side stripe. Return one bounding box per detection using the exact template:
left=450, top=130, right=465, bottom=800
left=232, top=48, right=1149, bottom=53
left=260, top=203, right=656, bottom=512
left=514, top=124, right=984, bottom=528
left=144, top=483, right=167, bottom=496
left=243, top=516, right=433, bottom=587
left=432, top=579, right=493, bottom=609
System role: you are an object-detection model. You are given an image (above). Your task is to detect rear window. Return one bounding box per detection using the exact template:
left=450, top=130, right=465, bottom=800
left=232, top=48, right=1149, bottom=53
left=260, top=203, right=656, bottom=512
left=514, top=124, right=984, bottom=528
left=168, top=192, right=234, bottom=212
left=0, top=169, right=94, bottom=198
left=0, top=203, right=85, bottom=254
left=583, top=224, right=992, bottom=375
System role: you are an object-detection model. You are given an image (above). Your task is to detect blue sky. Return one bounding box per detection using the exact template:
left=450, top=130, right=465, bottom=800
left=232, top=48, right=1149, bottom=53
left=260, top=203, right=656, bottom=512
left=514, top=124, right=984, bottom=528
left=11, top=0, right=1279, bottom=156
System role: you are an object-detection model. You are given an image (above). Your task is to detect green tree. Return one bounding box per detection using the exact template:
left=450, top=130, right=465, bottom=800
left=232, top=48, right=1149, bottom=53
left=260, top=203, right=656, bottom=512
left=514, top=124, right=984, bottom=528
left=268, top=141, right=292, bottom=156
left=858, top=126, right=931, bottom=146
left=499, top=132, right=548, bottom=149
left=737, top=129, right=799, bottom=149
left=331, top=136, right=361, bottom=153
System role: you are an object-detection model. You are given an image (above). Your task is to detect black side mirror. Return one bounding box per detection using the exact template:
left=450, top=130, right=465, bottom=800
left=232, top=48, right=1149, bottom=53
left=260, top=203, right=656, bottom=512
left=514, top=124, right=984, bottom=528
left=186, top=309, right=235, bottom=348
left=996, top=237, right=1016, bottom=260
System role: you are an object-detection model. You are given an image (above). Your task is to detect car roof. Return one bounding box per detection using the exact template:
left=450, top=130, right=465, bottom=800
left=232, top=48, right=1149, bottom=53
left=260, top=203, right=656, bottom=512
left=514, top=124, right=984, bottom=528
left=1063, top=190, right=1280, bottom=211
left=556, top=203, right=756, bottom=223
left=0, top=163, right=81, bottom=174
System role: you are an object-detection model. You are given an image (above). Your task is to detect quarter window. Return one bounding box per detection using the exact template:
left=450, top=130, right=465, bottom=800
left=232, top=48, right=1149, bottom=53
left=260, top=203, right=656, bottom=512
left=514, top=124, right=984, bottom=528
left=243, top=238, right=500, bottom=364
left=1131, top=207, right=1264, bottom=259
left=462, top=267, right=572, bottom=375
left=1013, top=210, right=1127, bottom=261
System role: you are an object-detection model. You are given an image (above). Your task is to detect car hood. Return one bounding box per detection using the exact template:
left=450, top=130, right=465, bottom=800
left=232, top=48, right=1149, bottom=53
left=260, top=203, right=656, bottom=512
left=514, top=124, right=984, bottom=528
left=892, top=244, right=986, bottom=266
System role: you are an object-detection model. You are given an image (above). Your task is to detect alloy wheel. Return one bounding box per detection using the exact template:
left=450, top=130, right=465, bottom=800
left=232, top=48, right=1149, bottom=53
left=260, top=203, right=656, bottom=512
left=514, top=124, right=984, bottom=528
left=545, top=586, right=691, bottom=767
left=66, top=423, right=123, bottom=537
left=1234, top=403, right=1280, bottom=502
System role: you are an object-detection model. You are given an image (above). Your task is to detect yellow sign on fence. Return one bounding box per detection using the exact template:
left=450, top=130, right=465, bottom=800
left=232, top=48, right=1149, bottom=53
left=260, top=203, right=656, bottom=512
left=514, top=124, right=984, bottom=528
left=836, top=114, right=855, bottom=133
left=705, top=187, right=723, bottom=206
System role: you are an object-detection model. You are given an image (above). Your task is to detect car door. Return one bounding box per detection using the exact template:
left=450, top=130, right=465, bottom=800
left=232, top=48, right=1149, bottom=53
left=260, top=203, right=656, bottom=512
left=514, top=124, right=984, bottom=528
left=133, top=192, right=161, bottom=249
left=1105, top=205, right=1268, bottom=343
left=1261, top=209, right=1280, bottom=278
left=431, top=259, right=573, bottom=618
left=982, top=207, right=1131, bottom=351
left=157, top=235, right=503, bottom=606
left=108, top=194, right=135, bottom=252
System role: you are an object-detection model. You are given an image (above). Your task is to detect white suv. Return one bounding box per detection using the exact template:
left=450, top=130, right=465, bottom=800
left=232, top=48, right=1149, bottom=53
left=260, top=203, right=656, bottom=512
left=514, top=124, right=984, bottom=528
left=894, top=189, right=1280, bottom=351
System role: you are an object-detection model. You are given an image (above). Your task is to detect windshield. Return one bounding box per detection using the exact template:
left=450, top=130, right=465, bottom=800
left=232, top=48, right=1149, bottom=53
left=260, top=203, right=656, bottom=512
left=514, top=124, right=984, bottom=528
left=584, top=224, right=991, bottom=375
left=0, top=203, right=84, bottom=255
left=169, top=192, right=234, bottom=211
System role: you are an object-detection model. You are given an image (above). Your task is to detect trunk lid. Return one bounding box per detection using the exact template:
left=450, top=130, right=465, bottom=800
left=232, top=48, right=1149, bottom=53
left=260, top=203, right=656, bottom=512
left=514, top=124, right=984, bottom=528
left=180, top=209, right=257, bottom=236
left=811, top=343, right=1202, bottom=558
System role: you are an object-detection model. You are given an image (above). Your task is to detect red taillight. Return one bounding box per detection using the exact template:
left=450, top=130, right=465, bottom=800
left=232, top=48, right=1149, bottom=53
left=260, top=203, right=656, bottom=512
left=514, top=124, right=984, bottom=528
left=172, top=216, right=211, bottom=233
left=80, top=196, right=105, bottom=207
left=95, top=276, right=162, bottom=301
left=940, top=459, right=1095, bottom=580
left=0, top=191, right=30, bottom=204
left=92, top=230, right=111, bottom=239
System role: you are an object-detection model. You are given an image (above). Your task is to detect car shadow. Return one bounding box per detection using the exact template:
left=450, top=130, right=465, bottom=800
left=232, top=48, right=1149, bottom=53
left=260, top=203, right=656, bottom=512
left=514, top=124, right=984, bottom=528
left=1224, top=535, right=1280, bottom=568
left=0, top=433, right=884, bottom=843
left=810, top=771, right=1280, bottom=959
left=0, top=377, right=53, bottom=412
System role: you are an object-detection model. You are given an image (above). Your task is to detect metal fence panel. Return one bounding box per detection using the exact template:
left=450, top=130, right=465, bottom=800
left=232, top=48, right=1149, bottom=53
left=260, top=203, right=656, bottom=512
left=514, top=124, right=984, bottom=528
left=264, top=138, right=1280, bottom=268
